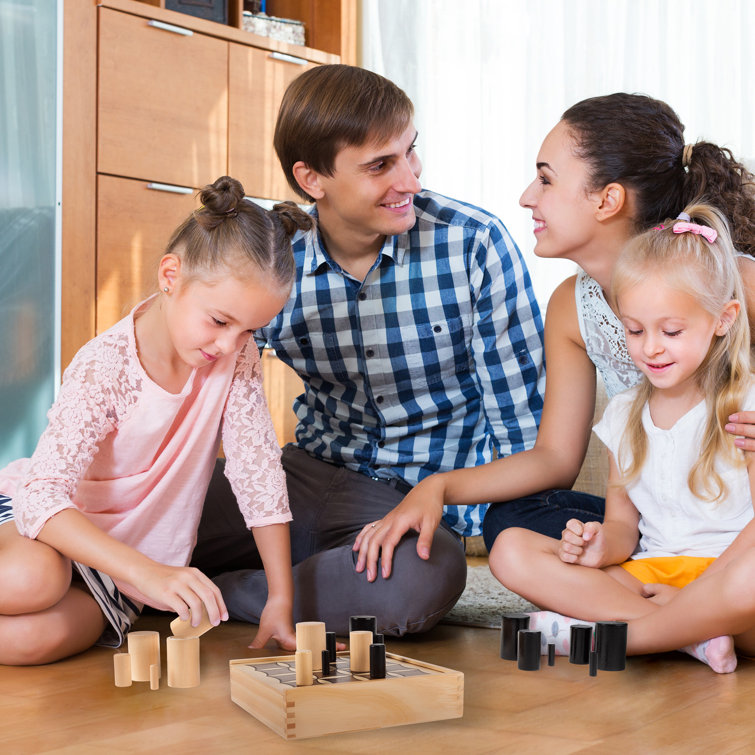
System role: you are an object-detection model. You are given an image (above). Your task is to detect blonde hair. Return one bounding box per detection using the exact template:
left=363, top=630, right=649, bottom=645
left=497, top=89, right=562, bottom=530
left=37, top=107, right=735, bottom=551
left=612, top=203, right=751, bottom=502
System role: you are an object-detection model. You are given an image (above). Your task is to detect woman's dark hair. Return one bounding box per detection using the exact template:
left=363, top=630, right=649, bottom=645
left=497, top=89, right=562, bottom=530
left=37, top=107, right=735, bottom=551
left=165, top=176, right=313, bottom=286
left=562, top=93, right=755, bottom=255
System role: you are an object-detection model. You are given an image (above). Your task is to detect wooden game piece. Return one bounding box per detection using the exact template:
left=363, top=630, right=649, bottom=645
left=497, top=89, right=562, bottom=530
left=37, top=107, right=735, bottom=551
left=230, top=651, right=464, bottom=740
left=349, top=615, right=377, bottom=636
left=113, top=653, right=132, bottom=687
left=167, top=636, right=201, bottom=688
left=569, top=624, right=593, bottom=665
left=500, top=613, right=530, bottom=660
left=127, top=630, right=160, bottom=682
left=547, top=643, right=555, bottom=666
left=295, top=649, right=313, bottom=686
left=517, top=630, right=541, bottom=671
left=349, top=630, right=372, bottom=672
left=596, top=621, right=627, bottom=671
left=369, top=643, right=386, bottom=679
left=325, top=631, right=337, bottom=663
left=589, top=649, right=598, bottom=676
left=321, top=649, right=332, bottom=676
left=170, top=605, right=215, bottom=639
left=373, top=633, right=385, bottom=645
left=150, top=663, right=160, bottom=690
left=296, top=621, right=327, bottom=672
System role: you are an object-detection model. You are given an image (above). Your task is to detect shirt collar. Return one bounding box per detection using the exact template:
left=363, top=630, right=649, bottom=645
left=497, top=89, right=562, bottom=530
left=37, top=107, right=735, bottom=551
left=303, top=206, right=412, bottom=277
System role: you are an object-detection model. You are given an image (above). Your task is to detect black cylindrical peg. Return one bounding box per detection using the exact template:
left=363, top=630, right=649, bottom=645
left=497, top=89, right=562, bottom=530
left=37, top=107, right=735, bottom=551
left=569, top=624, right=593, bottom=665
left=326, top=631, right=337, bottom=663
left=369, top=643, right=386, bottom=679
left=596, top=621, right=627, bottom=671
left=500, top=613, right=530, bottom=660
left=517, top=629, right=541, bottom=671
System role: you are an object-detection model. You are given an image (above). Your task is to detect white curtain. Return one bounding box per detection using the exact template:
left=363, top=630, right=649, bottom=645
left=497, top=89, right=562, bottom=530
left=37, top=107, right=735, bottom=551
left=359, top=0, right=755, bottom=308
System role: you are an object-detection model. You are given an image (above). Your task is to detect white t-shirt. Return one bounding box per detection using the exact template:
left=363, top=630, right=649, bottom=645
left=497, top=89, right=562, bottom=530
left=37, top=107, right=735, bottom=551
left=593, top=384, right=755, bottom=559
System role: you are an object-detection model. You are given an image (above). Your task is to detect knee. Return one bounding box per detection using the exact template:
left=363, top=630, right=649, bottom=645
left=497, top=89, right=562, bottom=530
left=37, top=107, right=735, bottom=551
left=1, top=547, right=71, bottom=614
left=721, top=551, right=755, bottom=610
left=0, top=614, right=71, bottom=665
left=488, top=527, right=532, bottom=586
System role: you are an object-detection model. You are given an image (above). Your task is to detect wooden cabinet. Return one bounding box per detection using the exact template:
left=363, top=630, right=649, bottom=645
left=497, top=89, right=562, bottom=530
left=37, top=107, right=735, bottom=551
left=228, top=44, right=316, bottom=201
left=96, top=175, right=199, bottom=327
left=98, top=8, right=229, bottom=188
left=62, top=0, right=352, bottom=443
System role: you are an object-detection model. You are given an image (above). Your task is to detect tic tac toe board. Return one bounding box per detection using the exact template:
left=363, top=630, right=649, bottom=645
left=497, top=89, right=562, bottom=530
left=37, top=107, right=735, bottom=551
left=230, top=651, right=464, bottom=740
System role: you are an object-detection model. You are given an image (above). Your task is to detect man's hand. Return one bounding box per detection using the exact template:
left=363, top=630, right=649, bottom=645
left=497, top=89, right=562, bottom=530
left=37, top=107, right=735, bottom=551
left=352, top=477, right=445, bottom=581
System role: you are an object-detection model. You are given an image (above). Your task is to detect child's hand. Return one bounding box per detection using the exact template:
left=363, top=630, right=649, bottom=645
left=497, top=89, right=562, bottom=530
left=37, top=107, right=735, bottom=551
left=641, top=582, right=680, bottom=606
left=248, top=596, right=296, bottom=651
left=135, top=562, right=228, bottom=628
left=558, top=519, right=605, bottom=566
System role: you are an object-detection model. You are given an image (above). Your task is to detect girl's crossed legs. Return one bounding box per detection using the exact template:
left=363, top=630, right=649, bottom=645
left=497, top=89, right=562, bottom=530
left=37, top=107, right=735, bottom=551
left=491, top=527, right=755, bottom=664
left=0, top=521, right=105, bottom=665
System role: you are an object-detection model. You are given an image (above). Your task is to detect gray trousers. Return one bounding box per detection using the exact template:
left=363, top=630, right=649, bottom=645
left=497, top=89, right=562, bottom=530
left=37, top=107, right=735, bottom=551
left=190, top=445, right=467, bottom=636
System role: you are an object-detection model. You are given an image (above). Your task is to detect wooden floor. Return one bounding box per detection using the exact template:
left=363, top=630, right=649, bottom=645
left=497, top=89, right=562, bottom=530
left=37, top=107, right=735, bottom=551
left=3, top=611, right=755, bottom=754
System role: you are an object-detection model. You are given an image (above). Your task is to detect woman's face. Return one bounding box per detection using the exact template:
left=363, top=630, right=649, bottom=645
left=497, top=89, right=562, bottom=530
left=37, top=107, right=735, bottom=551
left=519, top=120, right=604, bottom=263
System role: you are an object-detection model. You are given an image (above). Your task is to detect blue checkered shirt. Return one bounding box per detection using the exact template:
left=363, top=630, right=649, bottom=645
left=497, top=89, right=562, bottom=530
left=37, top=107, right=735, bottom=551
left=256, top=190, right=545, bottom=536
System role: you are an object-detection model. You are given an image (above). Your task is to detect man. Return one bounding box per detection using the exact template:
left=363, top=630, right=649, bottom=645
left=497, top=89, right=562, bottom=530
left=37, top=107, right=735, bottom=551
left=191, top=65, right=545, bottom=637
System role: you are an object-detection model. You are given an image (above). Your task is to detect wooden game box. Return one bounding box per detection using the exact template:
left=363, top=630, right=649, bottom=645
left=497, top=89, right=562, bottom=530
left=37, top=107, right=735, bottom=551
left=229, top=651, right=464, bottom=740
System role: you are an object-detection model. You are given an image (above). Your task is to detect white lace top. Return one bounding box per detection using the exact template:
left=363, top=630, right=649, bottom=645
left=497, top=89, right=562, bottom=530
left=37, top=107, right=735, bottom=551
left=575, top=271, right=643, bottom=398
left=0, top=300, right=289, bottom=605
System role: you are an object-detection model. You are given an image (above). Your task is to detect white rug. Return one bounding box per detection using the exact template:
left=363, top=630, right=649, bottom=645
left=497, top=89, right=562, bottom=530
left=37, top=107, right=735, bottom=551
left=441, top=565, right=538, bottom=629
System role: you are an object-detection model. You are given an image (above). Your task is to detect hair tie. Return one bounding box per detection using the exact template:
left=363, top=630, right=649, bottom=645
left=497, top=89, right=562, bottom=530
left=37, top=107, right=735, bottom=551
left=225, top=208, right=238, bottom=218
left=682, top=143, right=694, bottom=168
left=672, top=212, right=717, bottom=243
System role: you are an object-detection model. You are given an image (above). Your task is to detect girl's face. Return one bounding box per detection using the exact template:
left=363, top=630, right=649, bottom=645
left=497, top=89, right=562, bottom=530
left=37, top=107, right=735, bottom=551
left=519, top=120, right=603, bottom=262
left=618, top=273, right=729, bottom=398
left=165, top=268, right=289, bottom=370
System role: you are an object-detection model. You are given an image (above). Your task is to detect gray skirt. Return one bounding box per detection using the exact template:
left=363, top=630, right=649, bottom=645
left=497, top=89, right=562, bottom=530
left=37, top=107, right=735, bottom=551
left=0, top=494, right=140, bottom=648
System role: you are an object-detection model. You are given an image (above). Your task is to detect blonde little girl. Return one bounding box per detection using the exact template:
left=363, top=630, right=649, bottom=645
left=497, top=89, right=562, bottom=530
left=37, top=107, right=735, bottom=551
left=0, top=176, right=312, bottom=664
left=492, top=203, right=755, bottom=673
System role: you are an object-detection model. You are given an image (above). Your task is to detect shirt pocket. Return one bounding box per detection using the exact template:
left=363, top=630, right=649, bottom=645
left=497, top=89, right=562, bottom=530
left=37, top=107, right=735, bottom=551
left=404, top=315, right=471, bottom=387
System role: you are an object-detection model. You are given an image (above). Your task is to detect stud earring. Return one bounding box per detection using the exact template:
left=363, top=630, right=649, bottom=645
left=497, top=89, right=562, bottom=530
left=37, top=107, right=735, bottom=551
left=163, top=287, right=170, bottom=293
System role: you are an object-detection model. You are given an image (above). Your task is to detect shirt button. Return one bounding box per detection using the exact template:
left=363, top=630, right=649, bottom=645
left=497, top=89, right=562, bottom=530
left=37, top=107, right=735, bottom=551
left=366, top=349, right=375, bottom=358
left=358, top=291, right=367, bottom=301
left=376, top=396, right=384, bottom=404
left=378, top=440, right=385, bottom=448
left=433, top=325, right=442, bottom=333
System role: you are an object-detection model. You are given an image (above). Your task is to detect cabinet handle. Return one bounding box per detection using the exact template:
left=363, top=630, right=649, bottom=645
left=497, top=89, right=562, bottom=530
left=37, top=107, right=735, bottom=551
left=269, top=52, right=308, bottom=66
left=147, top=20, right=194, bottom=37
left=147, top=182, right=194, bottom=195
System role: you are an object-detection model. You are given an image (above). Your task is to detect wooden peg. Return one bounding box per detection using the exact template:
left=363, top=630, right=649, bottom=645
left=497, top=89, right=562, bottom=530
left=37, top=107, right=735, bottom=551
left=167, top=636, right=201, bottom=688
left=170, top=605, right=215, bottom=639
left=150, top=663, right=160, bottom=690
left=113, top=652, right=132, bottom=687
left=295, top=621, right=326, bottom=672
left=295, top=649, right=313, bottom=686
left=127, top=631, right=160, bottom=682
left=349, top=630, right=372, bottom=673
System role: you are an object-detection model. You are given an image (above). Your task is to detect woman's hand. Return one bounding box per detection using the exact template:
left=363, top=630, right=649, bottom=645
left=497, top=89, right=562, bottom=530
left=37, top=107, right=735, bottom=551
left=726, top=412, right=755, bottom=451
left=353, top=476, right=445, bottom=582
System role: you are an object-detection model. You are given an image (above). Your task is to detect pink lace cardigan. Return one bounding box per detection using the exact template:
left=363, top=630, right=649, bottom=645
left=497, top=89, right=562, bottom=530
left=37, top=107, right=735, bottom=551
left=0, top=301, right=289, bottom=601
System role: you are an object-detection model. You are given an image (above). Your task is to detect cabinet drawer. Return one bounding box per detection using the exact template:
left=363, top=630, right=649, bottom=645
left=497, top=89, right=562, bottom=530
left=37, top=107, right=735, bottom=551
left=96, top=174, right=199, bottom=333
left=228, top=43, right=315, bottom=201
left=98, top=7, right=228, bottom=188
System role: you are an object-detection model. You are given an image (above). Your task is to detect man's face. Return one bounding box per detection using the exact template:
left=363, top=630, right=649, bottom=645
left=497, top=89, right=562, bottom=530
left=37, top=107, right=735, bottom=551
left=314, top=121, right=423, bottom=242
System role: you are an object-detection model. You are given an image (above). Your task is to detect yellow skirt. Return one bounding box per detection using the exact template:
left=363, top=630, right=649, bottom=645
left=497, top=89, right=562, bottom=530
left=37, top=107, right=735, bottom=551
left=620, top=556, right=716, bottom=588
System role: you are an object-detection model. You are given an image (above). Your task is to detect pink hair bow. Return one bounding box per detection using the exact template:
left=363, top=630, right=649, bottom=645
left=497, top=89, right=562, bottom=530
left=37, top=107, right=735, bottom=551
left=672, top=220, right=718, bottom=244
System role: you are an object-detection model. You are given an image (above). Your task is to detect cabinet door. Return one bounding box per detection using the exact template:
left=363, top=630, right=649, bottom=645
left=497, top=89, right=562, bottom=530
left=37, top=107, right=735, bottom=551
left=96, top=175, right=199, bottom=333
left=98, top=8, right=228, bottom=188
left=228, top=44, right=315, bottom=201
